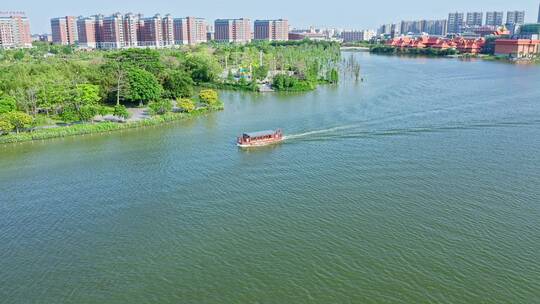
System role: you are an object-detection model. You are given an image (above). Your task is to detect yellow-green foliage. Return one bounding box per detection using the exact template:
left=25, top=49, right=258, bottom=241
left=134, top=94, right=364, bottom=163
left=199, top=89, right=219, bottom=105
left=177, top=98, right=195, bottom=112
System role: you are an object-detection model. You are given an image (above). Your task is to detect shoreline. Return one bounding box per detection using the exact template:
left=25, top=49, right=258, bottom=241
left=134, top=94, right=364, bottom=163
left=0, top=106, right=221, bottom=146
left=363, top=47, right=539, bottom=64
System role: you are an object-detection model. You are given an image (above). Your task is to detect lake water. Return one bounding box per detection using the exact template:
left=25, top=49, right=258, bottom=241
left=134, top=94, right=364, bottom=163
left=1, top=53, right=539, bottom=303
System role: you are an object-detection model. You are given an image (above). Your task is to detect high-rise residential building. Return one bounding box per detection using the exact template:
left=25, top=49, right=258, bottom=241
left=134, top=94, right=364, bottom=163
left=341, top=30, right=375, bottom=42
left=0, top=12, right=32, bottom=49
left=51, top=16, right=78, bottom=45
left=466, top=12, right=483, bottom=27
left=140, top=14, right=163, bottom=47
left=162, top=14, right=174, bottom=47
left=422, top=20, right=447, bottom=36
left=32, top=33, right=52, bottom=42
left=254, top=19, right=289, bottom=41
left=214, top=18, right=251, bottom=43
left=398, top=20, right=447, bottom=36
left=506, top=11, right=525, bottom=25
left=123, top=13, right=140, bottom=47
left=377, top=23, right=401, bottom=38
left=77, top=16, right=98, bottom=48
left=400, top=20, right=423, bottom=34
left=173, top=17, right=207, bottom=45
left=100, top=13, right=125, bottom=49
left=173, top=18, right=188, bottom=45
left=342, top=31, right=363, bottom=42
left=378, top=24, right=393, bottom=36
left=537, top=3, right=540, bottom=23
left=94, top=14, right=104, bottom=44
left=486, top=12, right=504, bottom=26
left=447, top=12, right=465, bottom=34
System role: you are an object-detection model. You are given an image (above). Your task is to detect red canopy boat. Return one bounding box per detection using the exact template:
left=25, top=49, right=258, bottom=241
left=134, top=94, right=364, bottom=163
left=237, top=129, right=283, bottom=148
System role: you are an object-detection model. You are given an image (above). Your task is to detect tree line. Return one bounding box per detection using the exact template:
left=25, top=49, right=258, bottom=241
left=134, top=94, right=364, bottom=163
left=0, top=40, right=341, bottom=135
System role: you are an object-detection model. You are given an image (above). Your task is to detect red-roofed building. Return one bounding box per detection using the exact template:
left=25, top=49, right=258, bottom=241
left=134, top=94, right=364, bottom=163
left=494, top=39, right=540, bottom=58
left=454, top=37, right=485, bottom=54
left=385, top=36, right=484, bottom=53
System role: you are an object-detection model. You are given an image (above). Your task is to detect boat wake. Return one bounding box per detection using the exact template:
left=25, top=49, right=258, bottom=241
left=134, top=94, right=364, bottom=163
left=284, top=119, right=540, bottom=142
left=284, top=124, right=361, bottom=140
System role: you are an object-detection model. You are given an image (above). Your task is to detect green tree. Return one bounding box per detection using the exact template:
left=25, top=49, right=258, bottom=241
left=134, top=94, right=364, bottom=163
left=185, top=52, right=222, bottom=83
left=13, top=50, right=25, bottom=61
left=329, top=69, right=339, bottom=84
left=73, top=84, right=101, bottom=106
left=253, top=65, right=269, bottom=80
left=106, top=49, right=164, bottom=76
left=124, top=68, right=163, bottom=106
left=227, top=69, right=234, bottom=82
left=199, top=89, right=219, bottom=106
left=1, top=112, right=33, bottom=133
left=162, top=70, right=194, bottom=99
left=57, top=84, right=101, bottom=122
left=37, top=82, right=70, bottom=116
left=249, top=81, right=259, bottom=92
left=0, top=95, right=17, bottom=114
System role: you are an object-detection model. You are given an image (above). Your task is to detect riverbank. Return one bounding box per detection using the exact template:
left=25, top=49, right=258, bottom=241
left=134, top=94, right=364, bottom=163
left=340, top=46, right=370, bottom=51
left=366, top=45, right=540, bottom=64
left=0, top=105, right=222, bottom=145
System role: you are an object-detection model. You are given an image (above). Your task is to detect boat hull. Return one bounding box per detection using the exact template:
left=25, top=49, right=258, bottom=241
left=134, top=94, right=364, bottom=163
left=237, top=138, right=284, bottom=148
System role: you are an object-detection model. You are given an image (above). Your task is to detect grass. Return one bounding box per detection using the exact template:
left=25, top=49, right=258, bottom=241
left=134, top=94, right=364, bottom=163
left=0, top=105, right=222, bottom=145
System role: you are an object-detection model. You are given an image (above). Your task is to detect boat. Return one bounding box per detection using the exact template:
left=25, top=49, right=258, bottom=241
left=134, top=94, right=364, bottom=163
left=237, top=129, right=284, bottom=148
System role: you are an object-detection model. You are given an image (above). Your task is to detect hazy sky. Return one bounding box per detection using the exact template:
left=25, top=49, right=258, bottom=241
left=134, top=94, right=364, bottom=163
left=4, top=0, right=540, bottom=33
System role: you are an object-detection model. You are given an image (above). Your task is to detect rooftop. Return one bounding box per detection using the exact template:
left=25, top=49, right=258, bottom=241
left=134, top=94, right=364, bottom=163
left=244, top=130, right=276, bottom=138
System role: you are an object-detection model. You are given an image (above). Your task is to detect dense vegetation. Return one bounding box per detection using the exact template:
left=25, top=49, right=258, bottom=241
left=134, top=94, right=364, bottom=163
left=210, top=40, right=341, bottom=92
left=370, top=45, right=458, bottom=56
left=0, top=40, right=340, bottom=142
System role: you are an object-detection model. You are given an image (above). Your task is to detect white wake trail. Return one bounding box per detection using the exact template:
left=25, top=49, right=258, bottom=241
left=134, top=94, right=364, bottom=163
left=284, top=124, right=361, bottom=140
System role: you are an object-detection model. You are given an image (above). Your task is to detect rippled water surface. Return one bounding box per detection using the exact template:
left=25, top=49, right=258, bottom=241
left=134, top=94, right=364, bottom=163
left=1, top=53, right=540, bottom=303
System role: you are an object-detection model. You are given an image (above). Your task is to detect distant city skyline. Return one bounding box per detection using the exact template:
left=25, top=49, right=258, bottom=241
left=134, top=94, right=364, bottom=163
left=2, top=0, right=540, bottom=33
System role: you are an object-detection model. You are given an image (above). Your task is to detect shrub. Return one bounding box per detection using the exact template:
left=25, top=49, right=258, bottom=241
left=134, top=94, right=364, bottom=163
left=113, top=105, right=130, bottom=119
left=199, top=89, right=219, bottom=105
left=177, top=98, right=195, bottom=113
left=0, top=95, right=17, bottom=114
left=162, top=70, right=194, bottom=99
left=0, top=112, right=33, bottom=133
left=0, top=119, right=14, bottom=135
left=272, top=74, right=316, bottom=92
left=78, top=105, right=100, bottom=122
left=149, top=99, right=173, bottom=115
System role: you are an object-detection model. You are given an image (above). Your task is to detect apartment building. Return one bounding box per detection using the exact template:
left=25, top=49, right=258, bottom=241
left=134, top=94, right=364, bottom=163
left=100, top=13, right=125, bottom=49
left=341, top=30, right=375, bottom=42
left=77, top=16, right=98, bottom=48
left=123, top=13, right=140, bottom=47
left=140, top=14, right=163, bottom=47
left=0, top=12, right=32, bottom=49
left=447, top=12, right=465, bottom=34
left=486, top=12, right=504, bottom=26
left=506, top=11, right=525, bottom=25
left=538, top=3, right=540, bottom=23
left=162, top=14, right=174, bottom=47
left=399, top=20, right=447, bottom=36
left=174, top=17, right=207, bottom=45
left=214, top=18, right=251, bottom=43
left=51, top=16, right=78, bottom=45
left=254, top=19, right=288, bottom=41
left=466, top=12, right=483, bottom=27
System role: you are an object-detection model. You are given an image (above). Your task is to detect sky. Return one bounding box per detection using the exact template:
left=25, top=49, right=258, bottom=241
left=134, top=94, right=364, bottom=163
left=3, top=0, right=540, bottom=34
